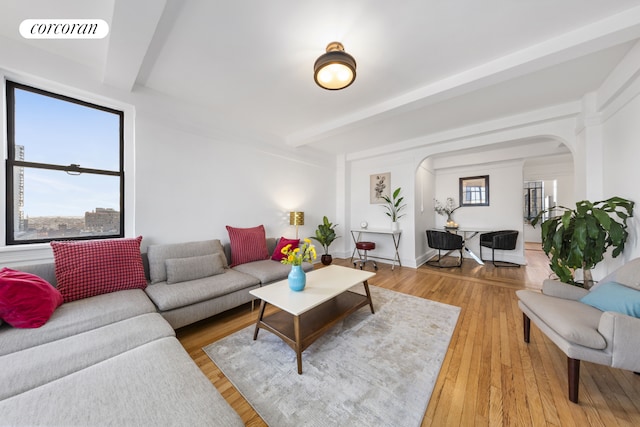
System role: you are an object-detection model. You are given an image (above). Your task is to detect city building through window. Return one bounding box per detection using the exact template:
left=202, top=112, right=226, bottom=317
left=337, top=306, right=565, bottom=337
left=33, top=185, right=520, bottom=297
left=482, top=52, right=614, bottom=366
left=5, top=81, right=124, bottom=244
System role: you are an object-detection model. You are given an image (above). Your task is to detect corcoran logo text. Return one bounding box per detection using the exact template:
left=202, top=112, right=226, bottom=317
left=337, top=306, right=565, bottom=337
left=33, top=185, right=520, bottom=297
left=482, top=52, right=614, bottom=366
left=20, top=19, right=109, bottom=39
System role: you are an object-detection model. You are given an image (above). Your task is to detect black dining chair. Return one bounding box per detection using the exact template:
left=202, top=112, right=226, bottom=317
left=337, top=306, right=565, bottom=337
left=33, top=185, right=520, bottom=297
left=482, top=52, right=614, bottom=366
left=479, top=230, right=520, bottom=267
left=425, top=230, right=464, bottom=268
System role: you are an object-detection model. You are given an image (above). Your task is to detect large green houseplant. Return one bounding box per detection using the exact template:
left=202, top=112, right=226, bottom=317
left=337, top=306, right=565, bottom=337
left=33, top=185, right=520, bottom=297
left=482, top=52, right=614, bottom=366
left=532, top=196, right=634, bottom=287
left=311, top=216, right=340, bottom=265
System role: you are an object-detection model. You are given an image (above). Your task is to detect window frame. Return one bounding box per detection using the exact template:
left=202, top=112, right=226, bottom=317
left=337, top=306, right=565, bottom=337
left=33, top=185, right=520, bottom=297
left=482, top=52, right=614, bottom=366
left=524, top=180, right=544, bottom=223
left=459, top=175, right=490, bottom=207
left=5, top=80, right=125, bottom=245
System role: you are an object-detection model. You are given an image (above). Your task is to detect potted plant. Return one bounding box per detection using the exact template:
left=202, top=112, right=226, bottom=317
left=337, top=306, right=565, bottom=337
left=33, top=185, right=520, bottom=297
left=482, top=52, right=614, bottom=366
left=381, top=187, right=406, bottom=231
left=532, top=196, right=634, bottom=288
left=311, top=216, right=340, bottom=265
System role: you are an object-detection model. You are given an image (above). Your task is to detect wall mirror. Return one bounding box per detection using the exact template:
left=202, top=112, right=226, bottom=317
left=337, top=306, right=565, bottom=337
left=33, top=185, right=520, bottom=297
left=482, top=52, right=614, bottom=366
left=459, top=175, right=490, bottom=206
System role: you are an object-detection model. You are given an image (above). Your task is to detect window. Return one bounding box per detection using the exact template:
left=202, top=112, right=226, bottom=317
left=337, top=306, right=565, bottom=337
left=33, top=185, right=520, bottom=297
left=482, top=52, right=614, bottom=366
left=524, top=181, right=544, bottom=223
left=5, top=81, right=124, bottom=244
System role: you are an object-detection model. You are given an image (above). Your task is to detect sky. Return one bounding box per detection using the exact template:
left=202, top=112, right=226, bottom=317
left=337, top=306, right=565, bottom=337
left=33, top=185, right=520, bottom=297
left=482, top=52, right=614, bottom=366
left=13, top=86, right=121, bottom=217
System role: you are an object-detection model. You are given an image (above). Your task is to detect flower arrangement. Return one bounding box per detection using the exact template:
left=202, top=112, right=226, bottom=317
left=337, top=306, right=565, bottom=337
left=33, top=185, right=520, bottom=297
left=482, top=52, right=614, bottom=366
left=434, top=197, right=460, bottom=217
left=280, top=238, right=317, bottom=266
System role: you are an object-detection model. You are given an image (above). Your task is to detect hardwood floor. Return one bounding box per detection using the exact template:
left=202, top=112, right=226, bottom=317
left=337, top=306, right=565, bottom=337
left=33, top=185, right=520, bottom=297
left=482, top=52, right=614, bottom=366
left=176, top=250, right=640, bottom=426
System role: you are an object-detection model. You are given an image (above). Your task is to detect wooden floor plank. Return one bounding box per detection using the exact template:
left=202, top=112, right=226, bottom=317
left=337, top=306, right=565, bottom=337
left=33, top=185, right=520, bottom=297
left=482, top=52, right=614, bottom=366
left=176, top=250, right=640, bottom=426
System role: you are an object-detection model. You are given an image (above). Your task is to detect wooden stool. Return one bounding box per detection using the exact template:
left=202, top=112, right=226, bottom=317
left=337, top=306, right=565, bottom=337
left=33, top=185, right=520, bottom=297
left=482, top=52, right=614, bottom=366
left=354, top=241, right=378, bottom=270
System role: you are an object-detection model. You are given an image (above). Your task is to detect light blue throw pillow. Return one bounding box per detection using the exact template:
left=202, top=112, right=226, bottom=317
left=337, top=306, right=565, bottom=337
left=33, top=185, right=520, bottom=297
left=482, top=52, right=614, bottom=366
left=580, top=282, right=640, bottom=318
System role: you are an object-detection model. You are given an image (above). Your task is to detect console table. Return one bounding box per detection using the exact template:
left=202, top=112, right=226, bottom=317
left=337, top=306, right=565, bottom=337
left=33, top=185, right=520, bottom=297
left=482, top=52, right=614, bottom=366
left=350, top=228, right=402, bottom=270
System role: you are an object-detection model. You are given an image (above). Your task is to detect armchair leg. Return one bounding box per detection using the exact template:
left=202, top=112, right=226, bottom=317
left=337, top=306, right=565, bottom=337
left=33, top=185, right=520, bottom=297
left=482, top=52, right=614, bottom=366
left=568, top=358, right=580, bottom=403
left=523, top=313, right=530, bottom=343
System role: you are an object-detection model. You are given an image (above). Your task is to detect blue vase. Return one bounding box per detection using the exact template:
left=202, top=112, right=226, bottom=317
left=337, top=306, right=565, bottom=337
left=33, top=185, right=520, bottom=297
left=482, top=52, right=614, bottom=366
left=288, top=265, right=306, bottom=291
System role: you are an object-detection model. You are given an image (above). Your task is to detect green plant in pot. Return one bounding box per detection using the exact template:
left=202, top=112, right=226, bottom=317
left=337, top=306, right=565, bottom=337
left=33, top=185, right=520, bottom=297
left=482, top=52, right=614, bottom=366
left=381, top=187, right=406, bottom=231
left=311, top=216, right=340, bottom=265
left=532, top=196, right=634, bottom=288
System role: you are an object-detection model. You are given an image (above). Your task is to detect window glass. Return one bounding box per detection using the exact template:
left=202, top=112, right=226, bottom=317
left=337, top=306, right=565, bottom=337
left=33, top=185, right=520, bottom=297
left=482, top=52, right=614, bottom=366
left=6, top=81, right=123, bottom=244
left=14, top=88, right=120, bottom=171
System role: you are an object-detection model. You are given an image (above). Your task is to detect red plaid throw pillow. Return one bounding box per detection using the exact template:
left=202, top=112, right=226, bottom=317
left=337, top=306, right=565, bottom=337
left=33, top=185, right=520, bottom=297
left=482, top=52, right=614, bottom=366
left=51, top=236, right=147, bottom=303
left=226, top=225, right=270, bottom=267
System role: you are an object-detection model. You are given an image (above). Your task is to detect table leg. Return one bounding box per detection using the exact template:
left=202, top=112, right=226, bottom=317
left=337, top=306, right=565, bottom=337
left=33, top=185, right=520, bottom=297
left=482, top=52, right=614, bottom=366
left=363, top=280, right=375, bottom=314
left=350, top=230, right=362, bottom=264
left=253, top=300, right=267, bottom=340
left=294, top=315, right=303, bottom=374
left=464, top=247, right=485, bottom=265
left=461, top=230, right=484, bottom=265
left=391, top=233, right=402, bottom=270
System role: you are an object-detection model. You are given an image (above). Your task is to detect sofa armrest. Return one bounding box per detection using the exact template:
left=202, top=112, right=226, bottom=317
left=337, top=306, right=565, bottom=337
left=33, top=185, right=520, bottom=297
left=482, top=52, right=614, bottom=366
left=542, top=279, right=589, bottom=300
left=598, top=311, right=640, bottom=371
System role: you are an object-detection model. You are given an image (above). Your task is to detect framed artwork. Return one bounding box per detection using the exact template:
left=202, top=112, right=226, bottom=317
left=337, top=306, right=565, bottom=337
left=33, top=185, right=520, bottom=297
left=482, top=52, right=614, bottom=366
left=370, top=172, right=390, bottom=204
left=459, top=175, right=490, bottom=206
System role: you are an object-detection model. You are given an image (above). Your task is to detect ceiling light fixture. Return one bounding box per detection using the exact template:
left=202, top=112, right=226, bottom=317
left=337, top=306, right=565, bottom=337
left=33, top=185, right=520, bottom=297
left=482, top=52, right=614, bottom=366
left=313, top=42, right=356, bottom=90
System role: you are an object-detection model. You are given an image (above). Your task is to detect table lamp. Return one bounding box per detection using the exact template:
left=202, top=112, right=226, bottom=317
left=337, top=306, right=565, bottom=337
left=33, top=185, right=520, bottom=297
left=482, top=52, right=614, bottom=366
left=289, top=211, right=304, bottom=239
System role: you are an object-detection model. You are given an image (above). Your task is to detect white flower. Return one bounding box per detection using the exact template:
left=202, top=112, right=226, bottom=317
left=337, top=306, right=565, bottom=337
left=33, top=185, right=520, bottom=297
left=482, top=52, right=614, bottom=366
left=434, top=197, right=460, bottom=216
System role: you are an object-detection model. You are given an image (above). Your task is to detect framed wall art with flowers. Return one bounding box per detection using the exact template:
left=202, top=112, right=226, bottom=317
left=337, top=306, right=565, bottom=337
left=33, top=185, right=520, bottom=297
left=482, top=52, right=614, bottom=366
left=370, top=172, right=390, bottom=204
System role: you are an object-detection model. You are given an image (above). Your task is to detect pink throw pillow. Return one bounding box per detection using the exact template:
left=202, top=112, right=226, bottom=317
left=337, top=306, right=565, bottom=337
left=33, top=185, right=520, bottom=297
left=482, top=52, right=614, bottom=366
left=51, top=236, right=147, bottom=303
left=226, top=225, right=270, bottom=267
left=0, top=268, right=63, bottom=328
left=271, top=237, right=300, bottom=262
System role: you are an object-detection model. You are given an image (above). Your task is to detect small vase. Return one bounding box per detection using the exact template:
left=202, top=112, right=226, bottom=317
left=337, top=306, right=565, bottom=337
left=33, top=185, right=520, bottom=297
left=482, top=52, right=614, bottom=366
left=321, top=254, right=333, bottom=266
left=391, top=221, right=400, bottom=232
left=288, top=265, right=306, bottom=291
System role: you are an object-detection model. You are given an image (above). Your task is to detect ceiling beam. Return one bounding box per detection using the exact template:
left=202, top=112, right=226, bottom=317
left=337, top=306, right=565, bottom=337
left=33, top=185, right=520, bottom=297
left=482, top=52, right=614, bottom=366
left=102, top=0, right=166, bottom=91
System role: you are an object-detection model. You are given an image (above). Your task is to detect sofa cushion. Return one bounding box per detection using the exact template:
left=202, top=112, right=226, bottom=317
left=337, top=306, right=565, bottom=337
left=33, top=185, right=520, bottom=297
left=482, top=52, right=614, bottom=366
left=144, top=269, right=260, bottom=312
left=0, top=337, right=244, bottom=426
left=597, top=257, right=640, bottom=291
left=165, top=253, right=226, bottom=284
left=271, top=237, right=300, bottom=262
left=226, top=225, right=270, bottom=267
left=0, top=268, right=63, bottom=328
left=0, top=313, right=174, bottom=401
left=0, top=289, right=156, bottom=356
left=517, top=289, right=606, bottom=349
left=51, top=236, right=147, bottom=303
left=580, top=282, right=640, bottom=318
left=233, top=259, right=314, bottom=285
left=148, top=239, right=228, bottom=284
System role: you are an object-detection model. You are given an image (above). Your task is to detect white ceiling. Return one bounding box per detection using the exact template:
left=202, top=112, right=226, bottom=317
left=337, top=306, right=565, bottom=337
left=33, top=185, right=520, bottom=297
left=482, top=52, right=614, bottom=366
left=3, top=0, right=640, bottom=156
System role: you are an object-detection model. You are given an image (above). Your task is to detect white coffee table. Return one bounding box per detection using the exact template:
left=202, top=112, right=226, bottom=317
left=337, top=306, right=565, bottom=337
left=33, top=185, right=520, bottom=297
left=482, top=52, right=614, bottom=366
left=250, top=265, right=376, bottom=374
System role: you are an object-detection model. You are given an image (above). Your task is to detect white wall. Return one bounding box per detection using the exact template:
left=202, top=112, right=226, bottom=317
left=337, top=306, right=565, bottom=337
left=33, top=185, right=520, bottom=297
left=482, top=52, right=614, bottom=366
left=414, top=160, right=435, bottom=262
left=601, top=79, right=640, bottom=270
left=134, top=115, right=336, bottom=250
left=346, top=152, right=415, bottom=267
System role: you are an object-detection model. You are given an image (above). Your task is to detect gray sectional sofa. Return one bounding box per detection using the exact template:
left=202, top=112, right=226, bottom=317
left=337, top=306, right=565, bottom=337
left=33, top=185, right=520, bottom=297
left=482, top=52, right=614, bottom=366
left=144, top=237, right=313, bottom=328
left=0, top=237, right=313, bottom=426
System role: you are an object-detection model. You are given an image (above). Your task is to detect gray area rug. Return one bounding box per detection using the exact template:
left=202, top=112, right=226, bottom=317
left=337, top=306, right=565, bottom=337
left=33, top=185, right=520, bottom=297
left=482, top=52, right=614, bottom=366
left=203, top=285, right=461, bottom=427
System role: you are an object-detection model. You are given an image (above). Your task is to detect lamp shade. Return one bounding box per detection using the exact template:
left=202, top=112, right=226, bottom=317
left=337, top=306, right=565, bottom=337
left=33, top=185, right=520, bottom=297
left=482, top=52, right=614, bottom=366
left=314, top=42, right=356, bottom=90
left=289, top=211, right=304, bottom=226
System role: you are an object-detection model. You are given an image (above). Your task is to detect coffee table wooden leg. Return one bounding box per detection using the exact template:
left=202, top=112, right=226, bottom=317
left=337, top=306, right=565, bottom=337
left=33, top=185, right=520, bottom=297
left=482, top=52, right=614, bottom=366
left=363, top=280, right=375, bottom=314
left=294, top=314, right=303, bottom=374
left=253, top=300, right=267, bottom=340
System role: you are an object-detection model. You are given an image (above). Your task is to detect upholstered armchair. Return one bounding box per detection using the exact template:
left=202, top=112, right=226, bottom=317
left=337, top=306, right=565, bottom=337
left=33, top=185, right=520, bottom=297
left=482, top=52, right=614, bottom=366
left=516, top=258, right=640, bottom=403
left=479, top=230, right=519, bottom=267
left=426, top=230, right=464, bottom=268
